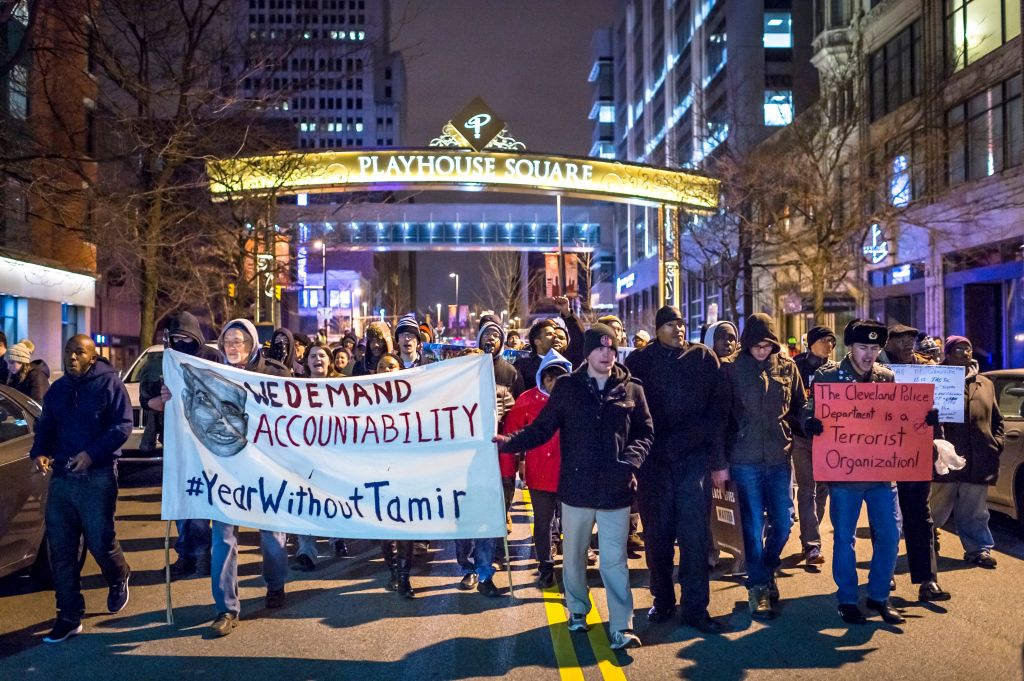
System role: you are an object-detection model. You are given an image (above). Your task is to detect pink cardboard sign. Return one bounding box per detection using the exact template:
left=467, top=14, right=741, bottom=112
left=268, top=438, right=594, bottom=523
left=812, top=382, right=935, bottom=482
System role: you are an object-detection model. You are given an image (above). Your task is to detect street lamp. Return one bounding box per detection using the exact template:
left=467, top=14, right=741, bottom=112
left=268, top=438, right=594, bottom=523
left=314, top=240, right=328, bottom=333
left=449, top=272, right=460, bottom=332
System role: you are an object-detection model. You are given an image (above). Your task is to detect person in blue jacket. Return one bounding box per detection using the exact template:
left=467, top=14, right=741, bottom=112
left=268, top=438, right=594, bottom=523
left=30, top=334, right=133, bottom=644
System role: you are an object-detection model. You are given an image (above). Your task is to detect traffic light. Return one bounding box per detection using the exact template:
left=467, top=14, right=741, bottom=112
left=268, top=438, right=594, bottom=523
left=227, top=283, right=236, bottom=298
left=274, top=285, right=283, bottom=300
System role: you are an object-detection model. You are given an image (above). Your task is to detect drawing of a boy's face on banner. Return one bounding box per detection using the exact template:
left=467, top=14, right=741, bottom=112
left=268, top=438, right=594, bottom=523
left=182, top=364, right=249, bottom=457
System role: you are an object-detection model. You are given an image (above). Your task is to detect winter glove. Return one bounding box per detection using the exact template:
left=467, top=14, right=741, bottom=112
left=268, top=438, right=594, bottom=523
left=805, top=417, right=825, bottom=436
left=925, top=408, right=940, bottom=427
left=934, top=439, right=966, bottom=475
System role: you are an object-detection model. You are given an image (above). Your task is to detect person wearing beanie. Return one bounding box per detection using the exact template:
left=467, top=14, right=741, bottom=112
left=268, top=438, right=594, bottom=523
left=802, top=318, right=941, bottom=623
left=719, top=313, right=805, bottom=619
left=790, top=324, right=837, bottom=564
left=6, top=340, right=50, bottom=402
left=702, top=321, right=739, bottom=363
left=932, top=336, right=1003, bottom=570
left=597, top=314, right=627, bottom=346
left=394, top=313, right=433, bottom=369
left=454, top=313, right=524, bottom=598
left=496, top=322, right=653, bottom=650
left=623, top=305, right=728, bottom=633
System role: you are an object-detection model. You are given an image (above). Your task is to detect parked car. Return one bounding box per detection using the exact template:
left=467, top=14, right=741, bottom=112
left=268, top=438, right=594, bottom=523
left=121, top=344, right=164, bottom=463
left=984, top=369, right=1024, bottom=530
left=0, top=383, right=49, bottom=581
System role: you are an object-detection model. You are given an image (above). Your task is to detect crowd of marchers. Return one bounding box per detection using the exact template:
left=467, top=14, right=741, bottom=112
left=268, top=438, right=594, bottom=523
left=6, top=295, right=1004, bottom=652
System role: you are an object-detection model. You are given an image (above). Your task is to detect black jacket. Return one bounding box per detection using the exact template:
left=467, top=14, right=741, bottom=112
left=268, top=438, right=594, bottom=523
left=9, top=359, right=50, bottom=402
left=29, top=358, right=132, bottom=469
left=560, top=311, right=586, bottom=369
left=935, top=362, right=1004, bottom=485
left=501, top=363, right=653, bottom=509
left=515, top=354, right=542, bottom=394
left=624, top=340, right=726, bottom=471
left=493, top=353, right=524, bottom=425
left=142, top=312, right=225, bottom=405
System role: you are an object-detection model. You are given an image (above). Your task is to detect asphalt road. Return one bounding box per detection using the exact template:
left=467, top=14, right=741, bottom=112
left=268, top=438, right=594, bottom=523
left=1, top=465, right=1022, bottom=681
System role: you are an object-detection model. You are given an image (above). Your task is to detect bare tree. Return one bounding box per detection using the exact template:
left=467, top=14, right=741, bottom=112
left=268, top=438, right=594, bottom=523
left=480, top=251, right=524, bottom=321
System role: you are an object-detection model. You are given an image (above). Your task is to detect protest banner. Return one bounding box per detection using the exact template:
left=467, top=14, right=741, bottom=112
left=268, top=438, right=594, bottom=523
left=892, top=364, right=965, bottom=423
left=160, top=351, right=506, bottom=539
left=812, top=381, right=935, bottom=482
left=710, top=482, right=745, bottom=566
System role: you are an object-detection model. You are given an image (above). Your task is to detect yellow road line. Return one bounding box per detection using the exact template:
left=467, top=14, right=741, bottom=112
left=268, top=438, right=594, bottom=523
left=522, top=489, right=628, bottom=681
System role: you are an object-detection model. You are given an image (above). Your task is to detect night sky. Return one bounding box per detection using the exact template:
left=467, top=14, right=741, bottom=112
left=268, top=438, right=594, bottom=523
left=389, top=0, right=619, bottom=317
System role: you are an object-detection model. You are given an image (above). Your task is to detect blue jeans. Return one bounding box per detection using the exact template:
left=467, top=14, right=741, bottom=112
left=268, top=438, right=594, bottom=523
left=46, top=467, right=130, bottom=623
left=731, top=462, right=794, bottom=588
left=454, top=538, right=496, bottom=581
left=830, top=482, right=899, bottom=604
left=174, top=519, right=211, bottom=562
left=211, top=521, right=288, bottom=615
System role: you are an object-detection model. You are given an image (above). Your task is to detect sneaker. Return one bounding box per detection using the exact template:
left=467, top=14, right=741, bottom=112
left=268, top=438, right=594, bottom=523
left=333, top=540, right=349, bottom=557
left=567, top=613, right=589, bottom=632
left=107, top=570, right=130, bottom=613
left=397, top=575, right=416, bottom=599
left=537, top=569, right=556, bottom=589
left=610, top=629, right=642, bottom=650
left=265, top=588, right=285, bottom=609
left=748, top=586, right=774, bottom=621
left=208, top=612, right=238, bottom=638
left=169, top=557, right=194, bottom=578
left=295, top=554, right=316, bottom=572
left=965, top=551, right=997, bottom=569
left=477, top=578, right=501, bottom=598
left=647, top=605, right=675, bottom=622
left=42, top=619, right=82, bottom=644
left=458, top=573, right=479, bottom=591
left=803, top=546, right=825, bottom=565
left=413, top=541, right=430, bottom=556
left=586, top=548, right=598, bottom=566
left=626, top=534, right=645, bottom=558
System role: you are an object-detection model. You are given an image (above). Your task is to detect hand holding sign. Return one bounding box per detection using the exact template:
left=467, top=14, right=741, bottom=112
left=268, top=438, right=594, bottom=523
left=811, top=382, right=935, bottom=482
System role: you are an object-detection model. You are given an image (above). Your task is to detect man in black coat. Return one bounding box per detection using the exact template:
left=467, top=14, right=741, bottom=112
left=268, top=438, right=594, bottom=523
left=146, top=312, right=225, bottom=578
left=497, top=323, right=653, bottom=650
left=624, top=305, right=727, bottom=633
left=31, top=335, right=133, bottom=644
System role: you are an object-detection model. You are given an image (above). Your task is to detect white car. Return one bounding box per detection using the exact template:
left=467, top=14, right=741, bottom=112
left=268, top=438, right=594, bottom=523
left=120, top=344, right=164, bottom=462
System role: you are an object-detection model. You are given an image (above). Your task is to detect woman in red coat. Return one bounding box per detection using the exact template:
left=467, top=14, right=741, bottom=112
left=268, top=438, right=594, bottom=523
left=502, top=349, right=572, bottom=587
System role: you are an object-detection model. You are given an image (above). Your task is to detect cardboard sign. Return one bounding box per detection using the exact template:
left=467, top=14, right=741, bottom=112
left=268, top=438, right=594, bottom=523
left=892, top=364, right=965, bottom=423
left=161, top=351, right=506, bottom=539
left=710, top=482, right=745, bottom=563
left=812, top=382, right=935, bottom=482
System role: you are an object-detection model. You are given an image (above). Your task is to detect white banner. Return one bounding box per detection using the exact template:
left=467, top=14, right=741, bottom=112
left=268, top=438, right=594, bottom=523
left=160, top=351, right=506, bottom=539
left=892, top=364, right=966, bottom=423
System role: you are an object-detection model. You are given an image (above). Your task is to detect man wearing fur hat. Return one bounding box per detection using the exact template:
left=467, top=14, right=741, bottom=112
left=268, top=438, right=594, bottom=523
left=803, top=319, right=940, bottom=624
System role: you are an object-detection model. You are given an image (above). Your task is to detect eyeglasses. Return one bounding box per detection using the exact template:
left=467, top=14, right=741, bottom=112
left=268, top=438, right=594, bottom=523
left=949, top=347, right=973, bottom=356
left=222, top=339, right=248, bottom=348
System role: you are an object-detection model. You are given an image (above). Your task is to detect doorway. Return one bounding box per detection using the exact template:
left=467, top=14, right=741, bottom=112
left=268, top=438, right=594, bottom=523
left=963, top=283, right=1003, bottom=372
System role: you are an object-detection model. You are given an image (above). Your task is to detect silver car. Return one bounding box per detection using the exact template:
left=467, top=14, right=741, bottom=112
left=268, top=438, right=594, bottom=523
left=985, top=370, right=1024, bottom=530
left=0, top=384, right=47, bottom=580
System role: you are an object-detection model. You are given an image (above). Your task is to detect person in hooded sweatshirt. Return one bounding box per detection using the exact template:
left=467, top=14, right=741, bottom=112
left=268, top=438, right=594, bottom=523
left=719, top=313, right=805, bottom=620
left=931, top=336, right=1003, bottom=570
left=502, top=348, right=573, bottom=588
left=352, top=321, right=393, bottom=376
left=5, top=339, right=50, bottom=402
left=30, top=334, right=133, bottom=644
left=146, top=312, right=225, bottom=578
left=702, top=320, right=739, bottom=364
left=790, top=325, right=837, bottom=565
left=496, top=324, right=653, bottom=650
left=268, top=327, right=303, bottom=377
left=204, top=319, right=291, bottom=638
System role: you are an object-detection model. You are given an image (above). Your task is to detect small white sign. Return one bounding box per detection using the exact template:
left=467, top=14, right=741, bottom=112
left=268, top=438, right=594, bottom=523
left=892, top=364, right=965, bottom=423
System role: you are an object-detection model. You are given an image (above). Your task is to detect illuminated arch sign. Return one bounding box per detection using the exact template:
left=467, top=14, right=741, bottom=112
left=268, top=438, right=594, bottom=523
left=206, top=149, right=719, bottom=209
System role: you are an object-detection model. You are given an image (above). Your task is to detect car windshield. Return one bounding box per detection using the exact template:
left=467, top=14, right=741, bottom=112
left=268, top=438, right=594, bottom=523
left=124, top=350, right=163, bottom=383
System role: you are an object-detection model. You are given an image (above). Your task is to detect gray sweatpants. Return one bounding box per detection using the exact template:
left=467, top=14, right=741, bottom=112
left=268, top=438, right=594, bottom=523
left=561, top=503, right=633, bottom=633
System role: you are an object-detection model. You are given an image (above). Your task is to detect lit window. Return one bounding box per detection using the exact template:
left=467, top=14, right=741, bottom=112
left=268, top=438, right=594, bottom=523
left=355, top=121, right=363, bottom=132
left=764, top=90, right=793, bottom=126
left=763, top=12, right=792, bottom=48
left=599, top=105, right=615, bottom=123
left=889, top=155, right=910, bottom=206
left=947, top=0, right=1021, bottom=71
left=297, top=193, right=308, bottom=206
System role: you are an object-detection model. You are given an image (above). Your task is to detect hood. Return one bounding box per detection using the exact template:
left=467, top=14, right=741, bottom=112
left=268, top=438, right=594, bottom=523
left=740, top=313, right=781, bottom=354
left=219, top=318, right=262, bottom=368
left=67, top=355, right=117, bottom=383
left=702, top=320, right=737, bottom=349
left=364, top=321, right=394, bottom=360
left=29, top=358, right=51, bottom=379
left=166, top=311, right=206, bottom=347
left=270, top=327, right=296, bottom=367
left=535, top=349, right=572, bottom=396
